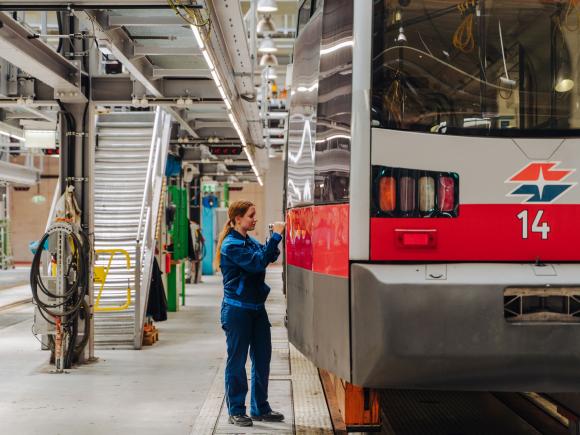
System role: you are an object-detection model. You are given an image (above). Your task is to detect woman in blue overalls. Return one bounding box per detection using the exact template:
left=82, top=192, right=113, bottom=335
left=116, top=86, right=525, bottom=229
left=214, top=200, right=285, bottom=427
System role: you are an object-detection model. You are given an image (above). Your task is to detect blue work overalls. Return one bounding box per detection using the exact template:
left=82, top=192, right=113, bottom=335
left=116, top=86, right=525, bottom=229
left=219, top=229, right=282, bottom=417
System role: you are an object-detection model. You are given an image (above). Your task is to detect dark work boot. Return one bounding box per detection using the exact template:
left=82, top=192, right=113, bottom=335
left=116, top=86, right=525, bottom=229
left=228, top=414, right=253, bottom=427
left=251, top=410, right=285, bottom=422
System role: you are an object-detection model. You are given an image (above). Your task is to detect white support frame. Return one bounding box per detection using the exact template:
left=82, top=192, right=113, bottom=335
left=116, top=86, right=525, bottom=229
left=349, top=0, right=372, bottom=260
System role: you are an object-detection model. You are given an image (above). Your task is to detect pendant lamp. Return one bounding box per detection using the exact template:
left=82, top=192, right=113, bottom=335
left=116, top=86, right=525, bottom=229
left=258, top=0, right=278, bottom=13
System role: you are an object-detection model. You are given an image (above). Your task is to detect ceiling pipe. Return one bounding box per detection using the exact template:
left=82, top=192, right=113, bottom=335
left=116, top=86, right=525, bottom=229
left=250, top=0, right=258, bottom=81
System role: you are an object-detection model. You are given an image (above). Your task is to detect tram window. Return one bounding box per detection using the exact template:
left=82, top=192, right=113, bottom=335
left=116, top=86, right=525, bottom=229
left=312, top=0, right=323, bottom=14
left=287, top=8, right=323, bottom=208
left=372, top=1, right=580, bottom=137
left=297, top=0, right=313, bottom=35
left=314, top=0, right=353, bottom=204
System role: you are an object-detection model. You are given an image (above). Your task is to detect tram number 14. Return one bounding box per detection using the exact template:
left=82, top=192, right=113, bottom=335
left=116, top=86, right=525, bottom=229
left=516, top=210, right=550, bottom=240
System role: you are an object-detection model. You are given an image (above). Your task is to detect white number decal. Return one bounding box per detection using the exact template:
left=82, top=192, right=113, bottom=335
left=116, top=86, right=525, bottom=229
left=517, top=210, right=550, bottom=240
left=516, top=210, right=528, bottom=239
left=531, top=210, right=550, bottom=240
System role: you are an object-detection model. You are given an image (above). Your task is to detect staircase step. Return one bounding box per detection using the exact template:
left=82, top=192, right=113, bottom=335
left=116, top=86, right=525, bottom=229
left=97, top=111, right=155, bottom=123
left=94, top=173, right=147, bottom=180
left=95, top=156, right=149, bottom=164
left=96, top=144, right=151, bottom=151
left=94, top=220, right=140, bottom=227
left=95, top=163, right=148, bottom=171
left=97, top=126, right=153, bottom=135
left=95, top=178, right=147, bottom=186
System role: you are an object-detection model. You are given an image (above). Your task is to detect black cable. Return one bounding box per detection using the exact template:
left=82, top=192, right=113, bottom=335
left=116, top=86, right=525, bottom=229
left=66, top=308, right=78, bottom=367
left=56, top=12, right=63, bottom=55
left=72, top=299, right=90, bottom=362
left=30, top=230, right=88, bottom=319
left=30, top=224, right=91, bottom=369
left=30, top=230, right=87, bottom=318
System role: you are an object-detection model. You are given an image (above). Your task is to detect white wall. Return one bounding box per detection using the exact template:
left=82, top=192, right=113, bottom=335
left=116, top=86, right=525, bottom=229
left=228, top=155, right=284, bottom=248
left=263, top=156, right=284, bottom=238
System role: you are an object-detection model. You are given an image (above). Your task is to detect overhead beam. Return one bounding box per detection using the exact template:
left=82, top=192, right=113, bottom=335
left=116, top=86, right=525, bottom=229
left=152, top=68, right=210, bottom=78
left=76, top=10, right=201, bottom=138
left=0, top=13, right=85, bottom=102
left=109, top=15, right=186, bottom=27
left=134, top=44, right=201, bottom=57
left=4, top=108, right=57, bottom=123
left=0, top=120, right=24, bottom=140
left=77, top=11, right=162, bottom=96
left=186, top=112, right=229, bottom=121
left=90, top=76, right=223, bottom=102
left=0, top=160, right=40, bottom=186
left=22, top=107, right=57, bottom=122
left=194, top=121, right=232, bottom=129
left=0, top=1, right=187, bottom=7
left=0, top=100, right=59, bottom=108
left=205, top=0, right=263, bottom=149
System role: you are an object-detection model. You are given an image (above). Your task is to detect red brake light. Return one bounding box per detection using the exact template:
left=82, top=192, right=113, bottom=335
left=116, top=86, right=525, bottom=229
left=438, top=176, right=455, bottom=212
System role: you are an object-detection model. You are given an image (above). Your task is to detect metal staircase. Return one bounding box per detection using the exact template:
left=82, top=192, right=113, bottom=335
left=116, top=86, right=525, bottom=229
left=93, top=109, right=171, bottom=349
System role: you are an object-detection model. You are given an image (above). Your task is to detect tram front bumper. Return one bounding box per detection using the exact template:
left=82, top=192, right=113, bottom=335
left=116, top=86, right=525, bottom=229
left=351, top=263, right=580, bottom=392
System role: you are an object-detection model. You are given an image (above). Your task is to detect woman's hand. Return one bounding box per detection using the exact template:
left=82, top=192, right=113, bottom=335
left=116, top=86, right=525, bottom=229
left=272, top=221, right=285, bottom=235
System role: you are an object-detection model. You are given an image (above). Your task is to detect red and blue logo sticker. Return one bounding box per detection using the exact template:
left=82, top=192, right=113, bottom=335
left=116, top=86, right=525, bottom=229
left=506, top=162, right=576, bottom=203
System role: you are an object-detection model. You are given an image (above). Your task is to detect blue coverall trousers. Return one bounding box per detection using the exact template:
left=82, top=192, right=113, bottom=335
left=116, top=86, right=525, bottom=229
left=221, top=302, right=272, bottom=416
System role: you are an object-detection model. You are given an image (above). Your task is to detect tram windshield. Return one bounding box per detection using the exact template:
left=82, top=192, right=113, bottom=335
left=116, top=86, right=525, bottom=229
left=372, top=0, right=580, bottom=137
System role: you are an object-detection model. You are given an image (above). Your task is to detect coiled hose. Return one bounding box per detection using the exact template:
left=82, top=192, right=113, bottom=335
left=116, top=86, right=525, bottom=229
left=30, top=226, right=91, bottom=367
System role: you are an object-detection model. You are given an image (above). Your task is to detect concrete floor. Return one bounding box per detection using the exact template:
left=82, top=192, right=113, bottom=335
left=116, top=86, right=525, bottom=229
left=0, top=266, right=30, bottom=290
left=0, top=267, right=332, bottom=435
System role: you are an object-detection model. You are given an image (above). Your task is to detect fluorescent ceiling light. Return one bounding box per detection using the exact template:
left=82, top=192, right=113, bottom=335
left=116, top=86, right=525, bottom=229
left=244, top=147, right=263, bottom=186
left=210, top=68, right=220, bottom=84
left=190, top=25, right=205, bottom=49
left=201, top=50, right=215, bottom=71
left=227, top=112, right=263, bottom=186
left=217, top=85, right=232, bottom=110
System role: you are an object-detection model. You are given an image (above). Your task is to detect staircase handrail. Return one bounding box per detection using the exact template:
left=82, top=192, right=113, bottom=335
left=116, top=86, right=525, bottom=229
left=137, top=108, right=160, bottom=243
left=134, top=107, right=172, bottom=348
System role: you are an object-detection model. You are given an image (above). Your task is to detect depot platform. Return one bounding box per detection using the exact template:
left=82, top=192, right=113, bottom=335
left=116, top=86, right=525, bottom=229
left=0, top=268, right=333, bottom=435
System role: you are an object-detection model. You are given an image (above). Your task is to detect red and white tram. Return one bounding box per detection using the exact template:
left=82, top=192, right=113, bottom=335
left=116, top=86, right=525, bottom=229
left=284, top=0, right=580, bottom=415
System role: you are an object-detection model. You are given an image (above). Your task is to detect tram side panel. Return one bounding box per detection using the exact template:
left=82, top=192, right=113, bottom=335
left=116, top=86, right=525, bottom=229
left=286, top=206, right=350, bottom=381
left=285, top=0, right=354, bottom=383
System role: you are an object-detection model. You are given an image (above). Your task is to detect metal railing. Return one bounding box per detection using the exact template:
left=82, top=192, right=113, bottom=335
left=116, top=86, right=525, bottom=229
left=134, top=107, right=172, bottom=349
left=94, top=249, right=131, bottom=312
